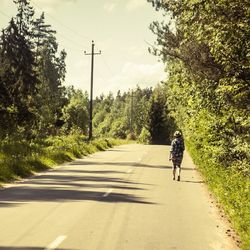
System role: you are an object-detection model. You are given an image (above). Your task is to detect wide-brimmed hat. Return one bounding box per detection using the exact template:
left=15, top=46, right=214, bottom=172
left=174, top=131, right=182, bottom=137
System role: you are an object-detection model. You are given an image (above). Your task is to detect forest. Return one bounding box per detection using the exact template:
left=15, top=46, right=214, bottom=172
left=0, top=0, right=249, bottom=248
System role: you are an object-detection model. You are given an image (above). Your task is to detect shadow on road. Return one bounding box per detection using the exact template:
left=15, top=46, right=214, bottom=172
left=69, top=161, right=196, bottom=171
left=0, top=161, right=159, bottom=207
left=181, top=180, right=204, bottom=184
left=70, top=160, right=173, bottom=170
left=0, top=186, right=156, bottom=207
left=0, top=157, right=199, bottom=208
left=0, top=248, right=70, bottom=250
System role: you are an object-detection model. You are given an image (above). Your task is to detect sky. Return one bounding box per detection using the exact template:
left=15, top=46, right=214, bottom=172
left=0, top=0, right=166, bottom=97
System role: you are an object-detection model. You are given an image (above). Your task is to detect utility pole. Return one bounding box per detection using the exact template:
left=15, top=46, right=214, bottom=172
left=130, top=90, right=134, bottom=135
left=84, top=40, right=101, bottom=140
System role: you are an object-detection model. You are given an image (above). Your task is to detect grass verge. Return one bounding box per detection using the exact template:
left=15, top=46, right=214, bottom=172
left=0, top=134, right=127, bottom=185
left=187, top=141, right=250, bottom=250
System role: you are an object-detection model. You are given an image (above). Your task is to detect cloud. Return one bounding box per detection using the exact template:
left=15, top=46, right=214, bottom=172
left=103, top=0, right=147, bottom=13
left=103, top=2, right=118, bottom=12
left=94, top=62, right=166, bottom=96
left=126, top=0, right=147, bottom=11
left=30, top=0, right=77, bottom=12
left=35, top=0, right=77, bottom=5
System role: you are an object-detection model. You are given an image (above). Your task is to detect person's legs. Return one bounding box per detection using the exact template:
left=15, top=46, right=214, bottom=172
left=173, top=164, right=176, bottom=180
left=177, top=166, right=181, bottom=181
left=176, top=157, right=183, bottom=181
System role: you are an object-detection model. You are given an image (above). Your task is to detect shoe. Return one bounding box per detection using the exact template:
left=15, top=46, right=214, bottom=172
left=173, top=176, right=175, bottom=180
left=177, top=176, right=180, bottom=181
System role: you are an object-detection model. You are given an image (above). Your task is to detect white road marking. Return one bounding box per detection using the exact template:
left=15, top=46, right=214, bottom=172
left=45, top=235, right=67, bottom=250
left=127, top=169, right=133, bottom=174
left=103, top=188, right=113, bottom=197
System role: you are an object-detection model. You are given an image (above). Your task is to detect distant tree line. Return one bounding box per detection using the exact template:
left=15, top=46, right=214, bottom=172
left=92, top=85, right=175, bottom=144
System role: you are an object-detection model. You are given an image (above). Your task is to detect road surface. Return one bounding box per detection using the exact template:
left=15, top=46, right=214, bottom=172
left=0, top=144, right=237, bottom=250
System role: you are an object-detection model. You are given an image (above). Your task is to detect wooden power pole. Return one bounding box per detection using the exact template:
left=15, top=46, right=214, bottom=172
left=84, top=41, right=101, bottom=140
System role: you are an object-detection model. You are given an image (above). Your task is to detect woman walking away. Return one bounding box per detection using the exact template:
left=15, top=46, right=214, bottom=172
left=169, top=131, right=185, bottom=181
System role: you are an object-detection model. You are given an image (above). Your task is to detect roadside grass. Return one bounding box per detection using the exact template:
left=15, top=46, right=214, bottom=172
left=0, top=134, right=127, bottom=185
left=187, top=141, right=250, bottom=250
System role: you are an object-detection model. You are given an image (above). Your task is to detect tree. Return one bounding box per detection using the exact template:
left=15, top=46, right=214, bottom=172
left=0, top=18, right=38, bottom=136
left=0, top=0, right=68, bottom=138
left=148, top=1, right=250, bottom=246
left=148, top=84, right=174, bottom=144
left=62, top=88, right=89, bottom=134
left=31, top=12, right=67, bottom=135
left=148, top=0, right=250, bottom=164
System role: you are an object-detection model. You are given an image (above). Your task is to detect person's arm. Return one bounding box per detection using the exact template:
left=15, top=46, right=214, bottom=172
left=169, top=151, right=172, bottom=161
left=169, top=140, right=174, bottom=160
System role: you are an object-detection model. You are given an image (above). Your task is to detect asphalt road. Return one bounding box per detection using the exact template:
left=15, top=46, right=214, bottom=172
left=0, top=144, right=237, bottom=250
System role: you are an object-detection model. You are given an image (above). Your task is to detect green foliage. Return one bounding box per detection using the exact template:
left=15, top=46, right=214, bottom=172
left=149, top=0, right=250, bottom=248
left=149, top=84, right=176, bottom=144
left=93, top=86, right=174, bottom=144
left=33, top=12, right=67, bottom=136
left=187, top=140, right=250, bottom=249
left=62, top=88, right=89, bottom=134
left=138, top=127, right=151, bottom=144
left=110, top=118, right=128, bottom=139
left=0, top=18, right=38, bottom=135
left=0, top=134, right=124, bottom=184
left=0, top=0, right=68, bottom=139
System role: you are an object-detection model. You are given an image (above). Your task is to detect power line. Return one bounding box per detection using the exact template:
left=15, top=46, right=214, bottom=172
left=61, top=45, right=82, bottom=52
left=100, top=54, right=115, bottom=79
left=30, top=0, right=91, bottom=43
left=55, top=31, right=88, bottom=50
left=30, top=0, right=91, bottom=50
left=96, top=67, right=108, bottom=85
left=0, top=16, right=9, bottom=25
left=0, top=10, right=12, bottom=20
left=0, top=3, right=96, bottom=53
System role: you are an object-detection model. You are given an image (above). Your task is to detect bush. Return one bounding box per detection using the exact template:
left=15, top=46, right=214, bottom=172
left=138, top=127, right=151, bottom=144
left=187, top=140, right=250, bottom=249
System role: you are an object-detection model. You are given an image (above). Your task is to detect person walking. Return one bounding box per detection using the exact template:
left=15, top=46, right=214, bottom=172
left=169, top=131, right=185, bottom=181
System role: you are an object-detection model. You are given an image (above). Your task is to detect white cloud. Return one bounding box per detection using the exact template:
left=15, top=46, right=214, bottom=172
left=127, top=45, right=148, bottom=57
left=104, top=0, right=147, bottom=13
left=126, top=0, right=147, bottom=11
left=94, top=62, right=166, bottom=96
left=35, top=0, right=77, bottom=5
left=103, top=2, right=118, bottom=12
left=30, top=0, right=77, bottom=12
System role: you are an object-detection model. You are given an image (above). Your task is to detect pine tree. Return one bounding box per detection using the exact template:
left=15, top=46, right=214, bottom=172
left=149, top=85, right=174, bottom=144
left=31, top=12, right=67, bottom=136
left=0, top=18, right=38, bottom=136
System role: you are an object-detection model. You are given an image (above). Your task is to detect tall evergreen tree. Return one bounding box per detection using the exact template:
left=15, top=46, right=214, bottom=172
left=148, top=85, right=173, bottom=144
left=31, top=11, right=67, bottom=135
left=0, top=18, right=38, bottom=136
left=14, top=0, right=34, bottom=38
